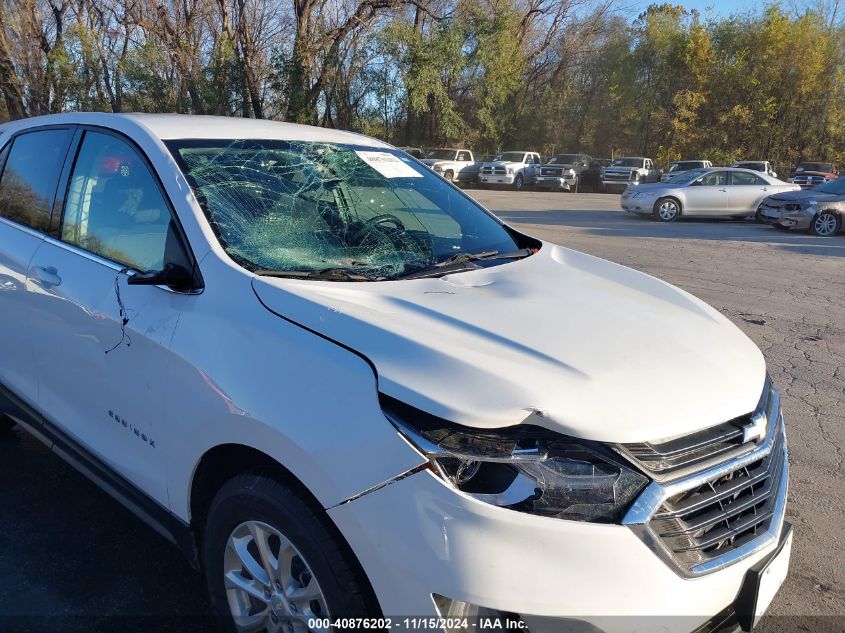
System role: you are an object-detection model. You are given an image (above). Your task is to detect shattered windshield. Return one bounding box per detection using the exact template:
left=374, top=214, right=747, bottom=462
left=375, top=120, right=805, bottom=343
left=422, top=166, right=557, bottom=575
left=167, top=140, right=520, bottom=280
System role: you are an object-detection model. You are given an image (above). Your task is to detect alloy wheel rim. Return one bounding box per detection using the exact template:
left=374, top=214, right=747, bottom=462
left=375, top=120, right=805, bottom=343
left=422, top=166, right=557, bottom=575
left=658, top=201, right=678, bottom=220
left=223, top=520, right=330, bottom=633
left=815, top=213, right=837, bottom=236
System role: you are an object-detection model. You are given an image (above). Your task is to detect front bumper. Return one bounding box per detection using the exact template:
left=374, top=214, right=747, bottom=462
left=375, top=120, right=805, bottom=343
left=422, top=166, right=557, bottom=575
left=759, top=204, right=814, bottom=229
left=603, top=179, right=637, bottom=190
left=536, top=175, right=577, bottom=189
left=620, top=192, right=655, bottom=214
left=329, top=422, right=789, bottom=633
left=479, top=173, right=515, bottom=186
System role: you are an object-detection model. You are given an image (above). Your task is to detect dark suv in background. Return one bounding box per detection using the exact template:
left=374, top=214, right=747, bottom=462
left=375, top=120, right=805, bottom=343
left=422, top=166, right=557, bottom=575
left=535, top=153, right=592, bottom=192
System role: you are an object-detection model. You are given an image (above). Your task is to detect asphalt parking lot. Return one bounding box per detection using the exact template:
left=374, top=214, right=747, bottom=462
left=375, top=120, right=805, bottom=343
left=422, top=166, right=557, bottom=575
left=1, top=190, right=843, bottom=632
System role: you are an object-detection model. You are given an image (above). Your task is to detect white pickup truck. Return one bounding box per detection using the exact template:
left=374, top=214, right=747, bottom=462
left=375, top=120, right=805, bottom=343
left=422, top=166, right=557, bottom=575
left=601, top=157, right=662, bottom=191
left=478, top=151, right=543, bottom=190
left=420, top=148, right=482, bottom=185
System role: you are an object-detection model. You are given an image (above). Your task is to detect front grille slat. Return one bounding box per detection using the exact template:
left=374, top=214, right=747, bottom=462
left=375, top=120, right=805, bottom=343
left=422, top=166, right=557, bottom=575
left=646, top=424, right=785, bottom=571
left=675, top=510, right=774, bottom=552
left=655, top=463, right=771, bottom=518
left=658, top=479, right=776, bottom=537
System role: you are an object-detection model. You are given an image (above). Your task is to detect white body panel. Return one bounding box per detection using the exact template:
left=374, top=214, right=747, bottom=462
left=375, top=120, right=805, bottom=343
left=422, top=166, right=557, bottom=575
left=0, top=218, right=44, bottom=405
left=0, top=113, right=791, bottom=631
left=253, top=243, right=765, bottom=442
left=329, top=468, right=787, bottom=632
left=27, top=239, right=175, bottom=504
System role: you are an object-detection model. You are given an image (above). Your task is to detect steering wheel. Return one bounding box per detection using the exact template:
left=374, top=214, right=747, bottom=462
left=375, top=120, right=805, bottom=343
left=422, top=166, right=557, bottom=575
left=350, top=214, right=406, bottom=244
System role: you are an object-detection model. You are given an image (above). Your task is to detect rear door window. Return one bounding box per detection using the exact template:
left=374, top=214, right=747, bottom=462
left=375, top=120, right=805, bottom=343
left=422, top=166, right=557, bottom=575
left=0, top=128, right=73, bottom=232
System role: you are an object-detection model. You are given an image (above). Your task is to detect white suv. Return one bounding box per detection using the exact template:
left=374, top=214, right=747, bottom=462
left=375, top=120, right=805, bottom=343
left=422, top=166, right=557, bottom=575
left=0, top=113, right=791, bottom=633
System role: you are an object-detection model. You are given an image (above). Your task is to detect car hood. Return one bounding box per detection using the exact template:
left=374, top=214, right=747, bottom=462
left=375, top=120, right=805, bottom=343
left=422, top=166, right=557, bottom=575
left=484, top=161, right=521, bottom=168
left=791, top=170, right=834, bottom=178
left=252, top=244, right=766, bottom=443
left=765, top=189, right=840, bottom=203
left=623, top=182, right=676, bottom=194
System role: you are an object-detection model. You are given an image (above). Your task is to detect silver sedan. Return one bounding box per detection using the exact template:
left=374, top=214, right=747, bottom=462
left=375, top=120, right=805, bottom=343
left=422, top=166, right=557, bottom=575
left=621, top=168, right=800, bottom=221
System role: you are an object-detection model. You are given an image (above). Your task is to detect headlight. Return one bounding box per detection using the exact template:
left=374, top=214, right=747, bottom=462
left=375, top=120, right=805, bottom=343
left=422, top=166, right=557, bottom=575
left=506, top=167, right=514, bottom=174
left=633, top=191, right=657, bottom=199
left=433, top=165, right=443, bottom=172
left=805, top=199, right=818, bottom=207
left=382, top=397, right=648, bottom=523
left=630, top=172, right=640, bottom=180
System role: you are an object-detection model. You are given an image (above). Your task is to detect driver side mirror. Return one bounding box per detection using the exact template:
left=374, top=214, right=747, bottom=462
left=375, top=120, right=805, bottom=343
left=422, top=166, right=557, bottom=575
left=128, top=262, right=196, bottom=290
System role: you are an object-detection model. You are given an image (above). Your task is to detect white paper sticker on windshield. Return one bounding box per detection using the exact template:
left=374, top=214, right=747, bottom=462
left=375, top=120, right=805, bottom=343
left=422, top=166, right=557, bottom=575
left=355, top=151, right=422, bottom=178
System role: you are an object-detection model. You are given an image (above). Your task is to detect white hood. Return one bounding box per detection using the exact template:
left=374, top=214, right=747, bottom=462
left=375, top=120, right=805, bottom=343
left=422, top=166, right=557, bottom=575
left=252, top=244, right=766, bottom=443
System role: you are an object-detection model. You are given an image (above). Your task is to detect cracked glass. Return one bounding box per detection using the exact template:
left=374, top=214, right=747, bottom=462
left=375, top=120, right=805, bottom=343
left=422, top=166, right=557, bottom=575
left=167, top=140, right=518, bottom=280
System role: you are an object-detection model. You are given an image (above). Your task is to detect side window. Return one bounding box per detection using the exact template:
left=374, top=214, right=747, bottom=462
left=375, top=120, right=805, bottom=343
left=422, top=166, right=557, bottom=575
left=61, top=131, right=173, bottom=271
left=731, top=171, right=760, bottom=186
left=698, top=171, right=728, bottom=186
left=457, top=151, right=469, bottom=162
left=0, top=128, right=72, bottom=232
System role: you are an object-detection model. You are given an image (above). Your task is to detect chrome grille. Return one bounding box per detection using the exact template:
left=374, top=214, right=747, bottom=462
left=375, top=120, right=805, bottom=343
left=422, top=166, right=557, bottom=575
left=649, top=425, right=785, bottom=571
left=620, top=380, right=773, bottom=480
left=622, top=417, right=753, bottom=479
left=792, top=174, right=826, bottom=187
left=482, top=167, right=506, bottom=175
left=623, top=379, right=789, bottom=576
left=604, top=171, right=631, bottom=181
left=541, top=167, right=562, bottom=176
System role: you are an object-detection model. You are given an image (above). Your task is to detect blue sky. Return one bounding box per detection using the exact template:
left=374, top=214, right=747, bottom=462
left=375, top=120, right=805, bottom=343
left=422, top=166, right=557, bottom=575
left=626, top=0, right=761, bottom=20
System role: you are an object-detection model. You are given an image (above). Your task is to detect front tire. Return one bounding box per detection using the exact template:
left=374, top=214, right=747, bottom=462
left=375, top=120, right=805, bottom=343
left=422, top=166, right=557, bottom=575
left=513, top=174, right=524, bottom=191
left=443, top=170, right=454, bottom=183
left=203, top=473, right=379, bottom=633
left=810, top=211, right=841, bottom=237
left=654, top=197, right=681, bottom=222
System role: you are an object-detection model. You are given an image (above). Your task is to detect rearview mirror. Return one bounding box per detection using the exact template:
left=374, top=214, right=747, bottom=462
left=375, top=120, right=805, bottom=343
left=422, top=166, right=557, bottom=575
left=128, top=263, right=195, bottom=290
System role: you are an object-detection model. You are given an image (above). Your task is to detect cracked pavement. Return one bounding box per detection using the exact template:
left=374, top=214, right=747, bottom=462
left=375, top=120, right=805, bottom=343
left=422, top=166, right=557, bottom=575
left=471, top=189, right=845, bottom=628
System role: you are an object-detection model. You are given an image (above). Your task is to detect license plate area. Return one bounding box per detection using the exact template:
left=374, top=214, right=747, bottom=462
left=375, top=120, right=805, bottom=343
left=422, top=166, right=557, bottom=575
left=734, top=523, right=793, bottom=631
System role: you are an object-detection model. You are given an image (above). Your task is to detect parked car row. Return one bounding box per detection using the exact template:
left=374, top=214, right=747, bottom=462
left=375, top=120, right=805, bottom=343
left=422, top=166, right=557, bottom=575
left=620, top=166, right=843, bottom=236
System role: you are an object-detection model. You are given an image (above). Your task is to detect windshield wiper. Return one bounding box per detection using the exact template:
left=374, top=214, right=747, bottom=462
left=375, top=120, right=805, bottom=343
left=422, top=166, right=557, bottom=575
left=395, top=248, right=533, bottom=280
left=255, top=267, right=383, bottom=282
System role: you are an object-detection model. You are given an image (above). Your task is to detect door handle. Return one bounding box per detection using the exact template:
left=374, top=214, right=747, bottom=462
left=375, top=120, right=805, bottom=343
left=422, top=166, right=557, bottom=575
left=761, top=187, right=768, bottom=191
left=719, top=188, right=727, bottom=192
left=33, top=265, right=62, bottom=288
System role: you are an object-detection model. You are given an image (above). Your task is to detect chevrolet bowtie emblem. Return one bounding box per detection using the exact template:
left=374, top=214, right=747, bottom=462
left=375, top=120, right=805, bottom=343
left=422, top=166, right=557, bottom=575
left=742, top=412, right=768, bottom=443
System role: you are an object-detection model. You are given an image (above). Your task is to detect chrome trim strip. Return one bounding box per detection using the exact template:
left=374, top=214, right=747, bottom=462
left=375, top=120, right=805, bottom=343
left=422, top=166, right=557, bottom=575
left=623, top=386, right=788, bottom=577
left=0, top=215, right=48, bottom=240
left=43, top=235, right=125, bottom=272
left=40, top=235, right=203, bottom=295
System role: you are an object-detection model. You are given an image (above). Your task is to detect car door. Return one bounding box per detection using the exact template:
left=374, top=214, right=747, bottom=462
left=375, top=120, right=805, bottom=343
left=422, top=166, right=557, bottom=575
left=686, top=170, right=729, bottom=214
left=0, top=127, right=75, bottom=409
left=727, top=171, right=769, bottom=214
left=529, top=154, right=541, bottom=181
left=27, top=127, right=199, bottom=507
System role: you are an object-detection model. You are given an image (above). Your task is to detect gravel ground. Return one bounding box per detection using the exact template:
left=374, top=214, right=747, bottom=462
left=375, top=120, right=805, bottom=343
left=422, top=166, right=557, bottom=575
left=0, top=189, right=842, bottom=632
